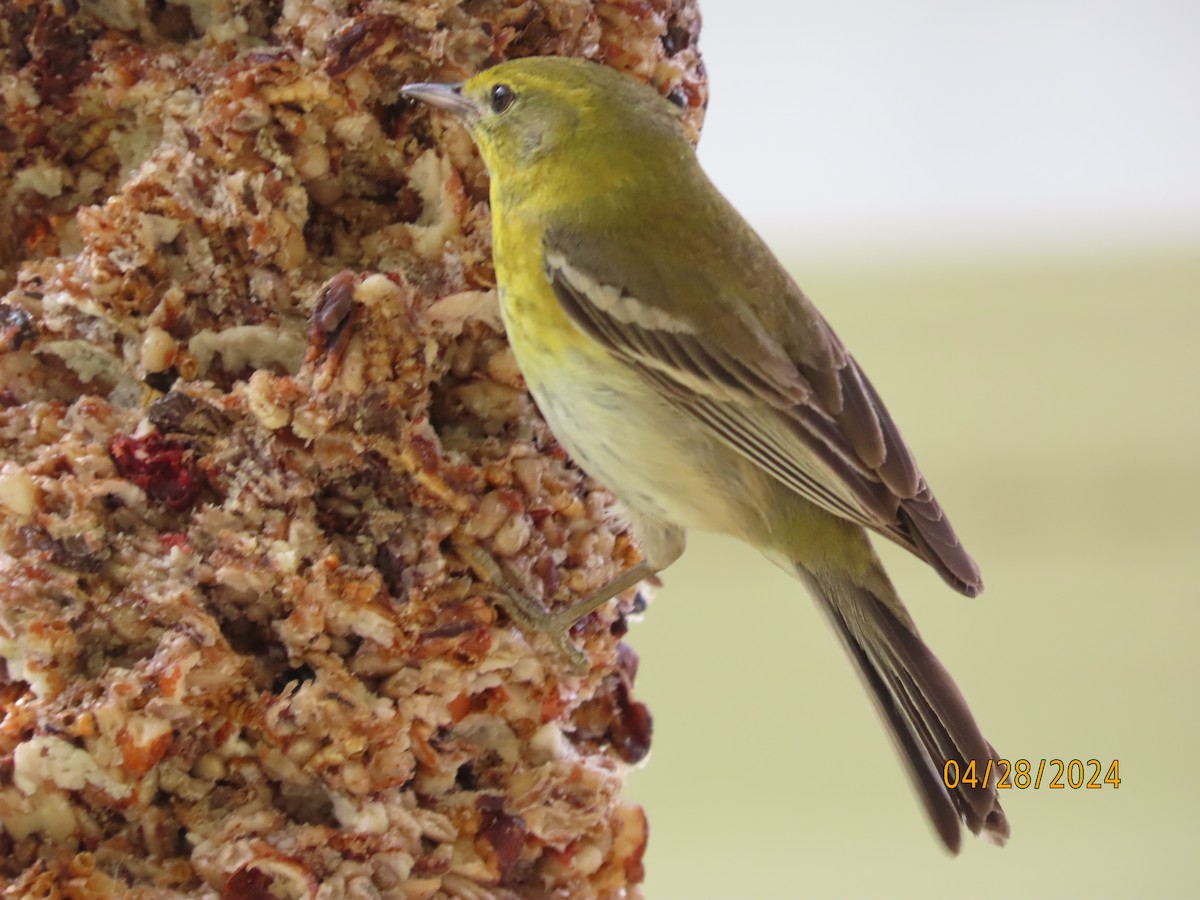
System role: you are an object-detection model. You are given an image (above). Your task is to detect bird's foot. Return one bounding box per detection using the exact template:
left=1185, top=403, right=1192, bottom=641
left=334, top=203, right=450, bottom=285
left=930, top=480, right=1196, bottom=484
left=457, top=541, right=651, bottom=674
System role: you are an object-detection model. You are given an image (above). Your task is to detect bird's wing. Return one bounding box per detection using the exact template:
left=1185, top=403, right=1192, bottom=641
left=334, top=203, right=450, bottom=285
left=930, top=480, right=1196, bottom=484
left=542, top=228, right=982, bottom=597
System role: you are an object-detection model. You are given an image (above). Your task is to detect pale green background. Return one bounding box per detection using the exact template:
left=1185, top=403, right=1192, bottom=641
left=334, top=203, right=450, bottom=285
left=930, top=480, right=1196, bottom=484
left=623, top=250, right=1200, bottom=898
left=621, top=0, right=1199, bottom=895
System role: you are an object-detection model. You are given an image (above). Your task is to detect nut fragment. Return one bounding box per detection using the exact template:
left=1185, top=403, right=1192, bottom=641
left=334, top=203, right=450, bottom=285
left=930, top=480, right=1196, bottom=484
left=311, top=271, right=357, bottom=338
left=294, top=142, right=330, bottom=181
left=142, top=326, right=178, bottom=373
left=147, top=391, right=230, bottom=435
left=0, top=464, right=38, bottom=517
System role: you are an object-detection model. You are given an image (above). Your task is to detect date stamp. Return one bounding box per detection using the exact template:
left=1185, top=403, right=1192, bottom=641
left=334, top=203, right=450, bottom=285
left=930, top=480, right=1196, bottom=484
left=943, top=758, right=1121, bottom=790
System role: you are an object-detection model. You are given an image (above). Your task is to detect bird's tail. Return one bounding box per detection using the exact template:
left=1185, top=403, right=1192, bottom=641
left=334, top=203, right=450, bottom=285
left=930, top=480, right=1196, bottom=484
left=795, top=565, right=1010, bottom=852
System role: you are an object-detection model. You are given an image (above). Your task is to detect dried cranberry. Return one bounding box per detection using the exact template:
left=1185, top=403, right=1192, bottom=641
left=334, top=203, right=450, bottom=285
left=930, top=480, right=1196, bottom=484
left=609, top=680, right=653, bottom=764
left=572, top=674, right=653, bottom=765
left=110, top=433, right=202, bottom=511
left=476, top=795, right=527, bottom=884
left=222, top=867, right=276, bottom=900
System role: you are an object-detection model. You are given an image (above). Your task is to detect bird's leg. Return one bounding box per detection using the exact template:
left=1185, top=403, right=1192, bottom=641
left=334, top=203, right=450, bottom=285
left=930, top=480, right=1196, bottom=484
left=546, top=561, right=653, bottom=631
left=456, top=541, right=653, bottom=673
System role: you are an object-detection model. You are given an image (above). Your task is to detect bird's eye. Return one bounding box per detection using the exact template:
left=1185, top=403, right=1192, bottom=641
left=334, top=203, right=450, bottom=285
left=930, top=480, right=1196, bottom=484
left=489, top=83, right=516, bottom=114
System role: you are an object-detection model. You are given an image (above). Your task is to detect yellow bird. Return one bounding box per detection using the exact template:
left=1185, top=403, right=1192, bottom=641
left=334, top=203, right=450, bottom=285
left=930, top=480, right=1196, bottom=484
left=402, top=56, right=1008, bottom=852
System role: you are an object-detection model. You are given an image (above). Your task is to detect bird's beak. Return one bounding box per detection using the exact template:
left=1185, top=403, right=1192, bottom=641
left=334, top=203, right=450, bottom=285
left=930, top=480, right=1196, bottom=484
left=400, top=82, right=478, bottom=120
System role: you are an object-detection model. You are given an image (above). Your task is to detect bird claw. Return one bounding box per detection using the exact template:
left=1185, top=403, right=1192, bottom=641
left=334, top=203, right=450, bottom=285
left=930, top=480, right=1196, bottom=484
left=457, top=541, right=593, bottom=673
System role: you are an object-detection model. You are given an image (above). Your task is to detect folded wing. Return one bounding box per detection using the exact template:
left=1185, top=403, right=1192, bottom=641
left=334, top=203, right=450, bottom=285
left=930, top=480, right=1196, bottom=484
left=542, top=230, right=982, bottom=597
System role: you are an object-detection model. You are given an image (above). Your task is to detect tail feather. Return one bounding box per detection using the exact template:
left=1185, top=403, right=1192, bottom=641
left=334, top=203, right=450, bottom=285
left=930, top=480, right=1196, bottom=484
left=799, top=566, right=1009, bottom=852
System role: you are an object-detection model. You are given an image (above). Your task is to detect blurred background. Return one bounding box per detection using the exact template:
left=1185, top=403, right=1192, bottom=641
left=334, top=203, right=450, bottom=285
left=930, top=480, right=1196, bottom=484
left=623, top=1, right=1200, bottom=898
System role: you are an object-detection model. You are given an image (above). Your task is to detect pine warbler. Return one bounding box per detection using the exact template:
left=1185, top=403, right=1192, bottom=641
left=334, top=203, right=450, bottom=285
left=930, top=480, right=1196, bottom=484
left=401, top=57, right=1008, bottom=852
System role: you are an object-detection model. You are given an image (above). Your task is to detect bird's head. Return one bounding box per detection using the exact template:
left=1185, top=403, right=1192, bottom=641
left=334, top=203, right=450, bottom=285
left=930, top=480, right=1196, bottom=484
left=401, top=57, right=691, bottom=202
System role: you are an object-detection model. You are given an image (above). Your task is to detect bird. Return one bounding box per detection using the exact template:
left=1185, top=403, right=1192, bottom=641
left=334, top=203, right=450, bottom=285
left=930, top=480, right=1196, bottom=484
left=400, top=55, right=1009, bottom=852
